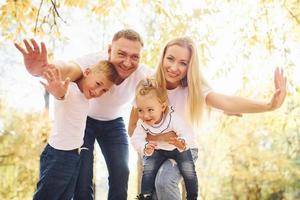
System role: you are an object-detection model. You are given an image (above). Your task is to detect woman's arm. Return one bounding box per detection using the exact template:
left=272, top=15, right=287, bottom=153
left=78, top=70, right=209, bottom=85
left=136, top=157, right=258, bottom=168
left=15, top=39, right=83, bottom=81
left=206, top=68, right=286, bottom=113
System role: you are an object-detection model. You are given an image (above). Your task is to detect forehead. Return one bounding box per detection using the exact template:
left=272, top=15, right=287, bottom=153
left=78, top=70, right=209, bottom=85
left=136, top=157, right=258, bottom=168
left=111, top=38, right=142, bottom=55
left=136, top=93, right=160, bottom=105
left=165, top=45, right=191, bottom=61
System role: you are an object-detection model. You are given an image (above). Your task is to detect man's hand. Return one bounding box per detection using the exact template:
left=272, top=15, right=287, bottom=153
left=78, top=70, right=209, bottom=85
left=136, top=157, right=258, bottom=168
left=169, top=138, right=186, bottom=151
left=14, top=39, right=48, bottom=76
left=144, top=142, right=157, bottom=156
left=40, top=66, right=70, bottom=100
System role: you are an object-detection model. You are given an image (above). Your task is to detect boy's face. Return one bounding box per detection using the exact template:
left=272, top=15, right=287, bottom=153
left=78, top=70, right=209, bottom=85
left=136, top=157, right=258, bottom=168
left=136, top=94, right=166, bottom=126
left=108, top=38, right=142, bottom=80
left=82, top=69, right=114, bottom=99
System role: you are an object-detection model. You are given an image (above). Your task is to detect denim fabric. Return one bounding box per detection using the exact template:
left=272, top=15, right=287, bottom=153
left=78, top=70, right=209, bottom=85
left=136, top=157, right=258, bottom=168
left=33, top=144, right=81, bottom=200
left=74, top=117, right=129, bottom=200
left=141, top=149, right=198, bottom=199
left=152, top=148, right=198, bottom=200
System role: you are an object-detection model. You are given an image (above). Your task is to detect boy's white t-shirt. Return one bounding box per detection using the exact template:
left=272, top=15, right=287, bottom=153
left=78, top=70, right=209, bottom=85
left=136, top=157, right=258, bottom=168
left=74, top=52, right=153, bottom=121
left=48, top=83, right=89, bottom=150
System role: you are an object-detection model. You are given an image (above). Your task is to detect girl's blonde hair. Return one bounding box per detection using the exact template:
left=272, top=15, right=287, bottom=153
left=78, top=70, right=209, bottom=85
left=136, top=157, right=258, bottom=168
left=155, top=37, right=210, bottom=126
left=135, top=77, right=168, bottom=106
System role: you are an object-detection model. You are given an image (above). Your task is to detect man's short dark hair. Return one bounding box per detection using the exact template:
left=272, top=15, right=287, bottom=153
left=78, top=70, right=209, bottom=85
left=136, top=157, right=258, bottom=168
left=112, top=29, right=144, bottom=47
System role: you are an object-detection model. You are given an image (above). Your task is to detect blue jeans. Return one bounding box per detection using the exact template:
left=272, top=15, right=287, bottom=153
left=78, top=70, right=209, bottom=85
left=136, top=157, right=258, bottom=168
left=141, top=149, right=198, bottom=199
left=33, top=144, right=81, bottom=200
left=74, top=117, right=129, bottom=200
left=152, top=148, right=199, bottom=200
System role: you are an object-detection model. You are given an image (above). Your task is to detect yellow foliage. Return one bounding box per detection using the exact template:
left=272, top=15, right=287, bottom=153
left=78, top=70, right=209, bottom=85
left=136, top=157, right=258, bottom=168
left=0, top=101, right=51, bottom=199
left=64, top=0, right=89, bottom=8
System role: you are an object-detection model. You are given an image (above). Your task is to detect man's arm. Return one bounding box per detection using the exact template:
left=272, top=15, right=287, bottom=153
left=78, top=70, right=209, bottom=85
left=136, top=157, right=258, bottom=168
left=15, top=39, right=83, bottom=81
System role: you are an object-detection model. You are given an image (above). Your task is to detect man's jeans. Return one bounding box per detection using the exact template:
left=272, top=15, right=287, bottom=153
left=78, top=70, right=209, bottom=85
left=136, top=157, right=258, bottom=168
left=142, top=149, right=198, bottom=199
left=33, top=144, right=81, bottom=200
left=152, top=148, right=199, bottom=200
left=74, top=117, right=129, bottom=200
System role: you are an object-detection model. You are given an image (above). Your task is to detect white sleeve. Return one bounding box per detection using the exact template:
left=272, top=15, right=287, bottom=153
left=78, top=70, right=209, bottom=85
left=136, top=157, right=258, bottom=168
left=202, top=85, right=213, bottom=100
left=73, top=52, right=108, bottom=70
left=171, top=113, right=194, bottom=150
left=130, top=121, right=148, bottom=156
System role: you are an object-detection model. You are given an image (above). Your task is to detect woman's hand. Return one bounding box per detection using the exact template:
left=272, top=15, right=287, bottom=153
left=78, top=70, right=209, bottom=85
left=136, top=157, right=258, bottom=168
left=267, top=68, right=287, bottom=111
left=146, top=131, right=177, bottom=143
left=169, top=138, right=186, bottom=151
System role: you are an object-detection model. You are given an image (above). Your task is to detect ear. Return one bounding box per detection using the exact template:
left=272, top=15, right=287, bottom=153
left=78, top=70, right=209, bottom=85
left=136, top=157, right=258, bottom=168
left=83, top=68, right=91, bottom=77
left=108, top=44, right=112, bottom=59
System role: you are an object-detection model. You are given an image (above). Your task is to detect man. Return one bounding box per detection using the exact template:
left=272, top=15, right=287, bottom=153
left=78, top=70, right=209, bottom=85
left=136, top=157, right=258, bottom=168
left=15, top=29, right=151, bottom=200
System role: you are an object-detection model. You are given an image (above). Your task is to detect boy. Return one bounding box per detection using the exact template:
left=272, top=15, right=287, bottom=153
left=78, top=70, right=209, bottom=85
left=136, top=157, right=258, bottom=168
left=33, top=60, right=119, bottom=200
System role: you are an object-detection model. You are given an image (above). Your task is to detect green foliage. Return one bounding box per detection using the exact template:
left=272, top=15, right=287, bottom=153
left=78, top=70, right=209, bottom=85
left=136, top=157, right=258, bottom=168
left=0, top=101, right=51, bottom=200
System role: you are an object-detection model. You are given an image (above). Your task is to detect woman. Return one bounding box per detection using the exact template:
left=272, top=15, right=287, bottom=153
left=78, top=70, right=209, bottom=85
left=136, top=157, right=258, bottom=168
left=129, top=37, right=286, bottom=200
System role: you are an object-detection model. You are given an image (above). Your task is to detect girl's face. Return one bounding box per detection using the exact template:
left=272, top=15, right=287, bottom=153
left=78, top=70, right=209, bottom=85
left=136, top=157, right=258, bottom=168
left=81, top=69, right=114, bottom=99
left=162, top=45, right=190, bottom=89
left=136, top=93, right=167, bottom=126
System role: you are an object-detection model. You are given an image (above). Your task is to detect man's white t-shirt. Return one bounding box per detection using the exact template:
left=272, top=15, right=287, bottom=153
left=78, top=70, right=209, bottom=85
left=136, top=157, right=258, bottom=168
left=74, top=52, right=153, bottom=121
left=49, top=83, right=89, bottom=150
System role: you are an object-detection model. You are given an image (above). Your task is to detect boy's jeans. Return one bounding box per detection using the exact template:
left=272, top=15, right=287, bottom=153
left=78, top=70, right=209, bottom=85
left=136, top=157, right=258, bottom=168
left=33, top=144, right=81, bottom=200
left=152, top=148, right=199, bottom=200
left=74, top=117, right=129, bottom=200
left=141, top=149, right=198, bottom=198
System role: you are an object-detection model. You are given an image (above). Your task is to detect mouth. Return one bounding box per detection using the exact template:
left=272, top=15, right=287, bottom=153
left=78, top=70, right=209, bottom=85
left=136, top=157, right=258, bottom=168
left=167, top=72, right=179, bottom=78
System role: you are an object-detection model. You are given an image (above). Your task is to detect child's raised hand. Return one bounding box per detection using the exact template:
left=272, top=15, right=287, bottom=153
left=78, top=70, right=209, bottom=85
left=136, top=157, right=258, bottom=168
left=169, top=137, right=186, bottom=151
left=40, top=65, right=70, bottom=100
left=144, top=142, right=157, bottom=156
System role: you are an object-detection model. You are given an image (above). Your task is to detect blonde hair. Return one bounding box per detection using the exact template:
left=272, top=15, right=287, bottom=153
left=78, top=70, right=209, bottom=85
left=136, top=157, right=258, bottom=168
left=91, top=60, right=120, bottom=84
left=155, top=37, right=210, bottom=126
left=135, top=77, right=168, bottom=106
left=112, top=29, right=144, bottom=47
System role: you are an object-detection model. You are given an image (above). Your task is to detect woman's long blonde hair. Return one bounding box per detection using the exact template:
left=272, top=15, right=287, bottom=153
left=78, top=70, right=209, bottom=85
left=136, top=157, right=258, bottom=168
left=155, top=37, right=210, bottom=126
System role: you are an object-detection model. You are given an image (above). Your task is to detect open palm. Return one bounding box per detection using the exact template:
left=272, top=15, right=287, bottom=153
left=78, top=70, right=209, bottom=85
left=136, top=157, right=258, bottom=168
left=15, top=39, right=48, bottom=76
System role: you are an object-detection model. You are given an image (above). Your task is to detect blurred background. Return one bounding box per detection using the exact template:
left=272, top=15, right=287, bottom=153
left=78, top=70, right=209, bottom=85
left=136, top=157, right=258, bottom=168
left=0, top=0, right=299, bottom=199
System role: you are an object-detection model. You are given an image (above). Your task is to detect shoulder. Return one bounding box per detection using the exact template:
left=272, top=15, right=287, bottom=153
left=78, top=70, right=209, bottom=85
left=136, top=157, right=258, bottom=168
left=73, top=51, right=108, bottom=69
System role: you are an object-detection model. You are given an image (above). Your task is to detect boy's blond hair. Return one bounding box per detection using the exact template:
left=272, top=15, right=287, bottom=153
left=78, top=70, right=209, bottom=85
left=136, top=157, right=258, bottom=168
left=91, top=60, right=120, bottom=84
left=135, top=77, right=168, bottom=105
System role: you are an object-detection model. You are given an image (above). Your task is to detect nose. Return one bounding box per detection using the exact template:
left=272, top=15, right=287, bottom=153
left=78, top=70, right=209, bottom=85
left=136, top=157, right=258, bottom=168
left=123, top=57, right=131, bottom=67
left=168, top=63, right=179, bottom=72
left=94, top=88, right=104, bottom=97
left=142, top=113, right=151, bottom=120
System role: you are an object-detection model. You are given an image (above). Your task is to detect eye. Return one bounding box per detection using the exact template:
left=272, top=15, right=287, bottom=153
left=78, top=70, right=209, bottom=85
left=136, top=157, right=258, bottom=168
left=118, top=52, right=126, bottom=57
left=102, top=89, right=108, bottom=93
left=96, top=82, right=102, bottom=86
left=166, top=56, right=174, bottom=61
left=148, top=108, right=154, bottom=112
left=180, top=62, right=188, bottom=67
left=131, top=55, right=139, bottom=61
left=137, top=109, right=142, bottom=113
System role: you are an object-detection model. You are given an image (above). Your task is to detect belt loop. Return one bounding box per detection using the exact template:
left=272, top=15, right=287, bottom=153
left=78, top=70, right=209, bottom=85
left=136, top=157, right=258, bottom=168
left=78, top=147, right=89, bottom=154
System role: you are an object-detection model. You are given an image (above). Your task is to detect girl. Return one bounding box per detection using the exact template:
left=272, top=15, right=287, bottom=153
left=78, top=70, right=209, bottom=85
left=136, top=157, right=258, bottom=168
left=131, top=78, right=198, bottom=200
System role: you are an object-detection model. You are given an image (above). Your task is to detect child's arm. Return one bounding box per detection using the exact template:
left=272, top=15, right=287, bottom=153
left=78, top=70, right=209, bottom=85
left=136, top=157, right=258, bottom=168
left=40, top=67, right=70, bottom=100
left=144, top=142, right=157, bottom=156
left=131, top=122, right=156, bottom=156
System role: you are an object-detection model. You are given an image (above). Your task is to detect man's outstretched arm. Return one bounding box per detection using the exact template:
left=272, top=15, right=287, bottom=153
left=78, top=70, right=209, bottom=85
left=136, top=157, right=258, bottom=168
left=15, top=38, right=83, bottom=81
